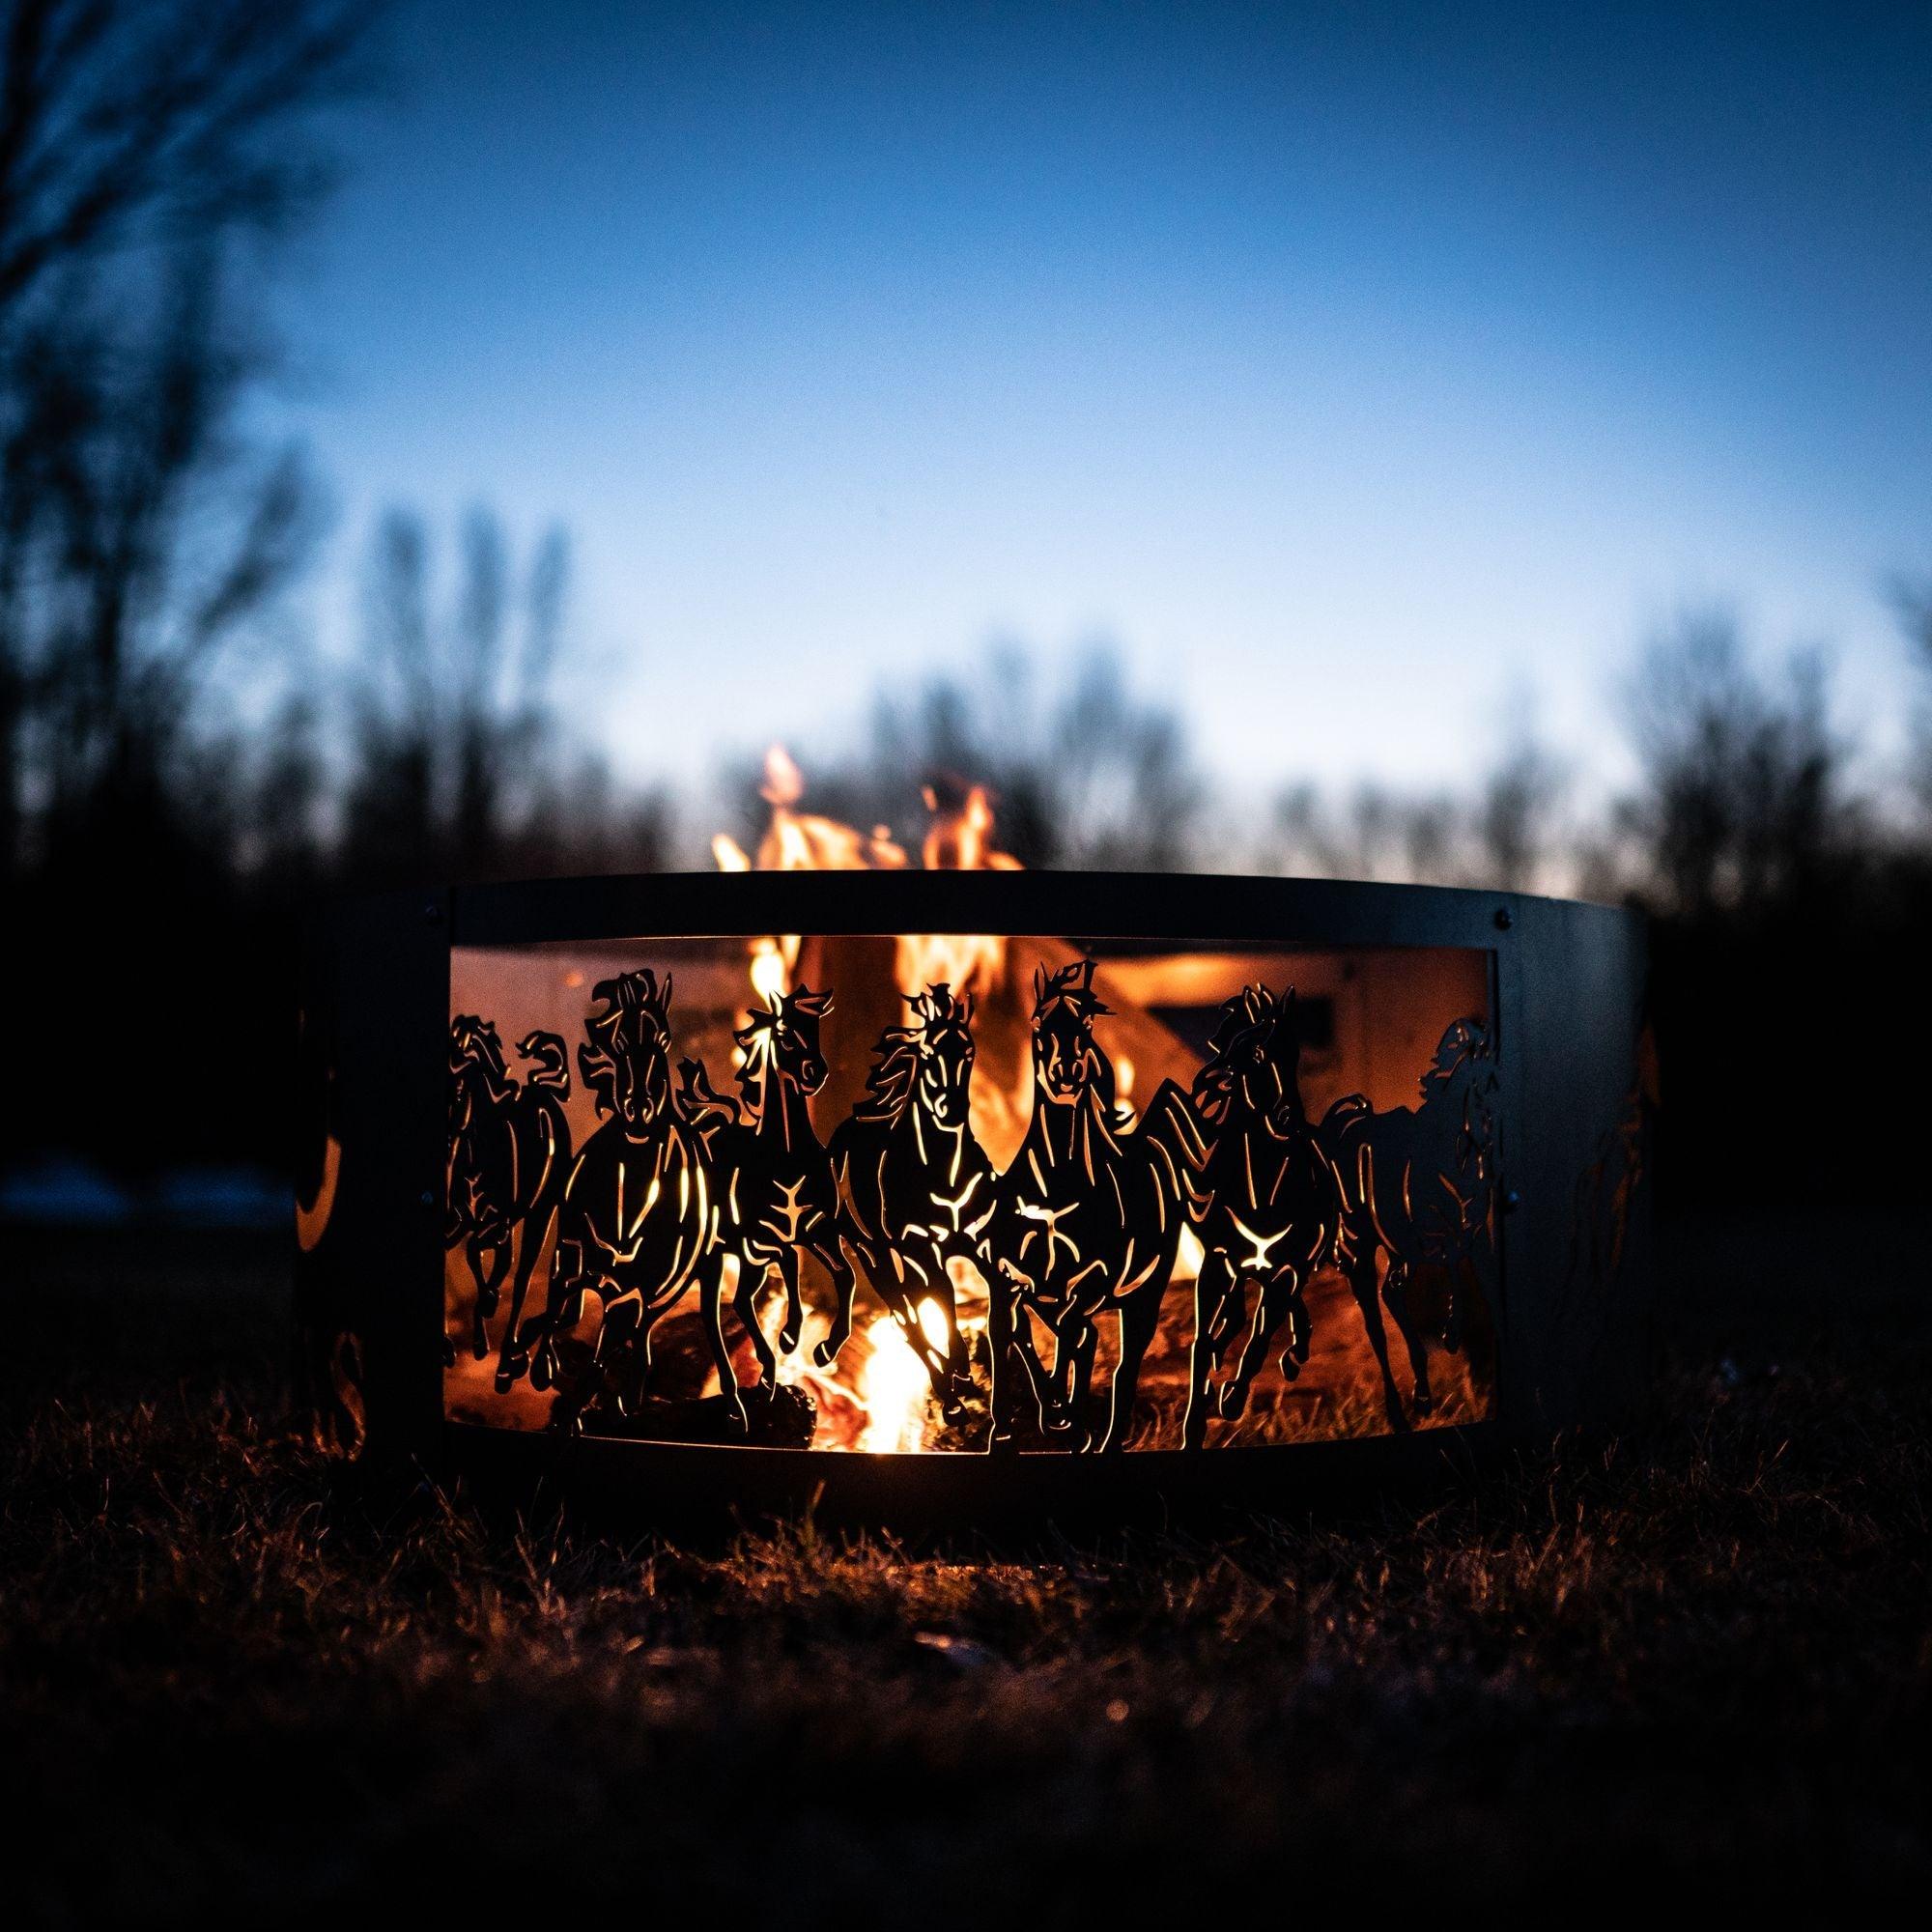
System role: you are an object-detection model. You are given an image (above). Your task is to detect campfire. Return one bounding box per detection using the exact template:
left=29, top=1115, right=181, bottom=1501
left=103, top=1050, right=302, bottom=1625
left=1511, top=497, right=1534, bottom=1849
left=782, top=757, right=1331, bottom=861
left=424, top=750, right=1514, bottom=1457
left=297, top=759, right=1651, bottom=1514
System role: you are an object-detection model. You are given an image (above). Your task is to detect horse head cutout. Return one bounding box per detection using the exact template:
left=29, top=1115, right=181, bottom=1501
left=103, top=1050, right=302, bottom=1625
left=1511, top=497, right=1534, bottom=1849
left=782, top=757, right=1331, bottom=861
left=517, top=1031, right=570, bottom=1090
left=450, top=1013, right=513, bottom=1098
left=734, top=983, right=833, bottom=1109
left=1029, top=958, right=1124, bottom=1123
left=1425, top=1016, right=1499, bottom=1182
left=848, top=982, right=977, bottom=1130
left=912, top=981, right=976, bottom=1128
left=1193, top=984, right=1307, bottom=1140
left=578, top=969, right=674, bottom=1135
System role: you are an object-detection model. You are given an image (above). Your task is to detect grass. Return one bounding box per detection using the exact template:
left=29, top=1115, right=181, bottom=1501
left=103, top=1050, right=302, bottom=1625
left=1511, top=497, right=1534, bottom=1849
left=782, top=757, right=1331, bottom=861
left=4, top=1214, right=1929, bottom=1919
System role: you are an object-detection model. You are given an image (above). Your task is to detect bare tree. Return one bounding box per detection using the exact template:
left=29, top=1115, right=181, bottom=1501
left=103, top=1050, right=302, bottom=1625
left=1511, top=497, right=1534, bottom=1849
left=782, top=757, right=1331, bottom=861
left=1891, top=574, right=1932, bottom=826
left=2, top=261, right=320, bottom=874
left=0, top=0, right=374, bottom=322
left=1474, top=687, right=1568, bottom=891
left=741, top=642, right=1204, bottom=869
left=1616, top=609, right=1854, bottom=922
left=0, top=0, right=377, bottom=877
left=340, top=506, right=639, bottom=884
left=1268, top=779, right=1467, bottom=885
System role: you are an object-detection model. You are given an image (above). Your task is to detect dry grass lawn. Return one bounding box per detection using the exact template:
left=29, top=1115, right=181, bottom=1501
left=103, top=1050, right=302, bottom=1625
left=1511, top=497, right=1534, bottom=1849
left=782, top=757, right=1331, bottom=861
left=4, top=1214, right=1927, bottom=1919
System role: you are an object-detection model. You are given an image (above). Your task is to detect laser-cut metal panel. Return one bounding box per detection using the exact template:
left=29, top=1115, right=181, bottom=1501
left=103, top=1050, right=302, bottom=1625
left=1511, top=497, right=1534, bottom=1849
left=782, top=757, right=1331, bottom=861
left=299, top=873, right=1650, bottom=1509
left=1503, top=895, right=1654, bottom=1434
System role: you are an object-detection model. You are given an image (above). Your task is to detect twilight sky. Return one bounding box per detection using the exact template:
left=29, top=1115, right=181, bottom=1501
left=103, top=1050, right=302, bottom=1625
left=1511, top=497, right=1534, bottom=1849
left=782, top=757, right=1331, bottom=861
left=275, top=0, right=1932, bottom=804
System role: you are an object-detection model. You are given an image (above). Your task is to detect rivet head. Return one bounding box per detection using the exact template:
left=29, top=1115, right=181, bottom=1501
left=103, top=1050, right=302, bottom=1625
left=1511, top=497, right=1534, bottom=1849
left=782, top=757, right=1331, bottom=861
left=424, top=901, right=442, bottom=923
left=1503, top=1187, right=1522, bottom=1213
left=1493, top=906, right=1513, bottom=931
left=419, top=1188, right=437, bottom=1210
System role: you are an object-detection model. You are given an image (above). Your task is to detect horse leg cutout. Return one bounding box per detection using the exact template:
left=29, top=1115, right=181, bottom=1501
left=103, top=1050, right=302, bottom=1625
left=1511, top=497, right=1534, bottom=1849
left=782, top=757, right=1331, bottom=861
left=775, top=1246, right=803, bottom=1356
left=701, top=1257, right=747, bottom=1430
left=1350, top=1251, right=1406, bottom=1430
left=1381, top=1260, right=1435, bottom=1414
left=1184, top=1250, right=1235, bottom=1450
left=735, top=1259, right=777, bottom=1392
left=1274, top=1267, right=1309, bottom=1382
left=1218, top=1271, right=1276, bottom=1421
left=1102, top=1290, right=1160, bottom=1454
left=813, top=1238, right=863, bottom=1369
left=467, top=1236, right=494, bottom=1359
left=495, top=1205, right=555, bottom=1393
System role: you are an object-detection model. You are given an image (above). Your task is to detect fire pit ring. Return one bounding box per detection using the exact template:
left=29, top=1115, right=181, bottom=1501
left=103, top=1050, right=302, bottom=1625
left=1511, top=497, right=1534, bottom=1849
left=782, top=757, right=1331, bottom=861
left=298, top=871, right=1651, bottom=1527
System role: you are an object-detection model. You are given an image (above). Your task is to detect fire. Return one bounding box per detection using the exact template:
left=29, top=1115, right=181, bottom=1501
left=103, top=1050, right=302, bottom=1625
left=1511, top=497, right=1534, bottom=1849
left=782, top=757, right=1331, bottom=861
left=901, top=778, right=1021, bottom=993
left=715, top=747, right=1021, bottom=1001
left=708, top=748, right=1031, bottom=1449
left=856, top=1302, right=948, bottom=1453
left=726, top=1265, right=945, bottom=1453
left=749, top=936, right=791, bottom=1006
left=920, top=781, right=1019, bottom=872
left=724, top=744, right=909, bottom=873
left=718, top=746, right=1015, bottom=886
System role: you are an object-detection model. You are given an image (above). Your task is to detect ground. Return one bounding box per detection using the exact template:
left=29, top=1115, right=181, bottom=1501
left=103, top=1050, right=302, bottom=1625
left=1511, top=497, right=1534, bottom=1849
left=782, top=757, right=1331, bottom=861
left=4, top=1212, right=1928, bottom=1919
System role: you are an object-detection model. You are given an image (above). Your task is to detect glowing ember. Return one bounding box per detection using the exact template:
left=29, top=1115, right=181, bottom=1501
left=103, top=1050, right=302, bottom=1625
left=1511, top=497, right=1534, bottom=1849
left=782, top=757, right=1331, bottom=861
left=738, top=1277, right=946, bottom=1454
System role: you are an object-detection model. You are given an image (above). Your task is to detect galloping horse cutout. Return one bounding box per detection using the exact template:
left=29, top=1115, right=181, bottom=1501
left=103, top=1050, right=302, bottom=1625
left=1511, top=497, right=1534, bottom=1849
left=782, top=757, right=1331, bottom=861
left=445, top=1016, right=573, bottom=1387
left=988, top=959, right=1208, bottom=1453
left=820, top=983, right=998, bottom=1417
left=678, top=984, right=855, bottom=1427
left=1321, top=1016, right=1499, bottom=1425
left=1182, top=986, right=1344, bottom=1446
left=529, top=970, right=719, bottom=1419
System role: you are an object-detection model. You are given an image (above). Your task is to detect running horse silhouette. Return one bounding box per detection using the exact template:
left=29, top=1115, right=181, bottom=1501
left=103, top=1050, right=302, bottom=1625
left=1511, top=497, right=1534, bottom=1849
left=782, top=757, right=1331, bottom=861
left=678, top=984, right=854, bottom=1428
left=527, top=970, right=720, bottom=1419
left=1320, top=1016, right=1500, bottom=1425
left=819, top=983, right=998, bottom=1418
left=444, top=1016, right=573, bottom=1388
left=988, top=959, right=1208, bottom=1453
left=1182, top=985, right=1344, bottom=1448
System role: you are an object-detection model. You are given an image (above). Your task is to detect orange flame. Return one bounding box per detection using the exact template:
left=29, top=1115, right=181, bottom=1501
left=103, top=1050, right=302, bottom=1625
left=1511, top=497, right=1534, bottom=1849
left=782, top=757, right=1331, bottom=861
left=708, top=748, right=1024, bottom=1451
left=898, top=780, right=1019, bottom=997
left=743, top=744, right=909, bottom=873
left=920, top=781, right=1019, bottom=872
left=715, top=747, right=1021, bottom=1001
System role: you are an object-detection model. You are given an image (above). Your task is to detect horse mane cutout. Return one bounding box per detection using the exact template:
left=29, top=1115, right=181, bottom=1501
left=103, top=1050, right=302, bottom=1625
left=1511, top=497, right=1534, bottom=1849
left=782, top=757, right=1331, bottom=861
left=578, top=969, right=672, bottom=1118
left=734, top=982, right=834, bottom=1050
left=731, top=982, right=834, bottom=1113
left=1420, top=1015, right=1489, bottom=1100
left=852, top=982, right=973, bottom=1126
left=1031, top=956, right=1110, bottom=1024
left=1193, top=984, right=1295, bottom=1127
left=450, top=1014, right=516, bottom=1104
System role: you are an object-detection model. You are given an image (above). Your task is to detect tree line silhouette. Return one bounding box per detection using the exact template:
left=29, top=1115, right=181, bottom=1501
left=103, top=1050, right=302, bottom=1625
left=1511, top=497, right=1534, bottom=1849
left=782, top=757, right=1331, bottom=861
left=4, top=0, right=1928, bottom=1207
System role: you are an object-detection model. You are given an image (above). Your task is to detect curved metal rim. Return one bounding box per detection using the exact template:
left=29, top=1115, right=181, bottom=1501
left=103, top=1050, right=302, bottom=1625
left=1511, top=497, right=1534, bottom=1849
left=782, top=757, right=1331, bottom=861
left=445, top=1415, right=1504, bottom=1531
left=384, top=869, right=1650, bottom=1505
left=448, top=867, right=1639, bottom=953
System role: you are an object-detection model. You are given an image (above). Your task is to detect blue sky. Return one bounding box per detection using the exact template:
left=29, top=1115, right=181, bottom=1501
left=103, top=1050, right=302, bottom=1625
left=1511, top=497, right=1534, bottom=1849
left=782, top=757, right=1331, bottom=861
left=274, top=0, right=1932, bottom=805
